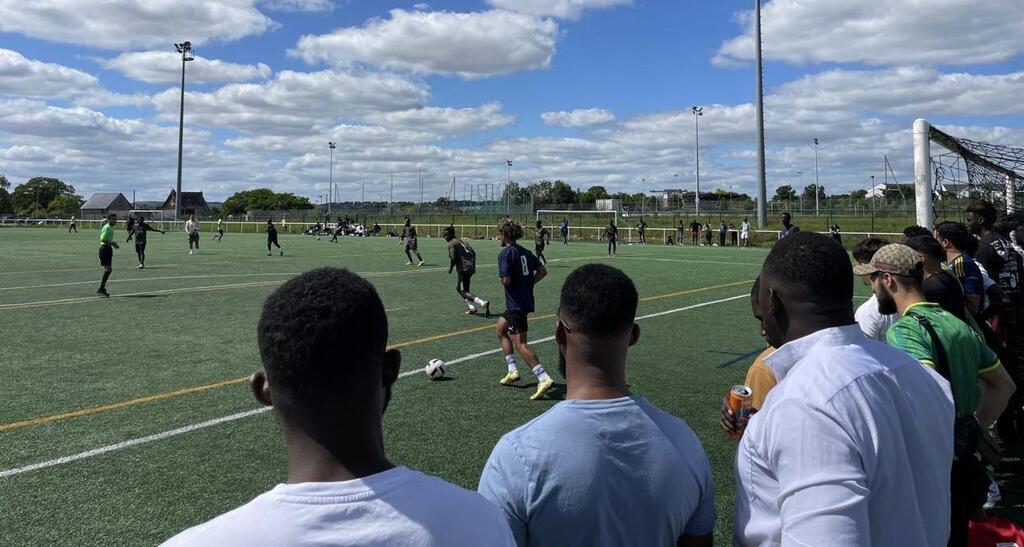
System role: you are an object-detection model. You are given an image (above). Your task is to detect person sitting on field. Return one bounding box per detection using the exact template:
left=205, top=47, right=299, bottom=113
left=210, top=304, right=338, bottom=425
left=162, top=268, right=514, bottom=546
left=478, top=264, right=715, bottom=547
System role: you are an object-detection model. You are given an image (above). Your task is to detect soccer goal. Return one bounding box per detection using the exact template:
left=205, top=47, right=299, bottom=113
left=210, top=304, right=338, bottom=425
left=913, top=119, right=1022, bottom=229
left=129, top=209, right=173, bottom=221
left=534, top=209, right=618, bottom=241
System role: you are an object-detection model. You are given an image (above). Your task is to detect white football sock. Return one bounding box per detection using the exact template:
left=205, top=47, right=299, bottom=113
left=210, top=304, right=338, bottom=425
left=505, top=354, right=517, bottom=373
left=533, top=365, right=550, bottom=383
left=474, top=297, right=486, bottom=306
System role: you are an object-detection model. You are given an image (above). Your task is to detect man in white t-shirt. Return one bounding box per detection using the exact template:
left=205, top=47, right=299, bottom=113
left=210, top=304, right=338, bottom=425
left=162, top=268, right=515, bottom=547
left=852, top=237, right=897, bottom=340
left=185, top=214, right=200, bottom=255
left=740, top=218, right=751, bottom=247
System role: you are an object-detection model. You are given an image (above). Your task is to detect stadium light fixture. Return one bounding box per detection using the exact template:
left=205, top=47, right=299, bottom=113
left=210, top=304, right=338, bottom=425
left=691, top=106, right=703, bottom=217
left=173, top=41, right=193, bottom=221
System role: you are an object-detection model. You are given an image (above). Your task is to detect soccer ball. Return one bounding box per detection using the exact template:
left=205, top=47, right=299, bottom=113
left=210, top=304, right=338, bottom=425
left=424, top=358, right=446, bottom=380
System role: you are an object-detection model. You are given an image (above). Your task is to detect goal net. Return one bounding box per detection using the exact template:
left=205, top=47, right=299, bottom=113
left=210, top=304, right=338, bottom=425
left=534, top=209, right=618, bottom=241
left=129, top=209, right=173, bottom=221
left=913, top=119, right=1023, bottom=231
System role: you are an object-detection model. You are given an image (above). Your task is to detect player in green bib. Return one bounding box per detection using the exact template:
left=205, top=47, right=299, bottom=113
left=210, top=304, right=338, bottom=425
left=97, top=213, right=119, bottom=297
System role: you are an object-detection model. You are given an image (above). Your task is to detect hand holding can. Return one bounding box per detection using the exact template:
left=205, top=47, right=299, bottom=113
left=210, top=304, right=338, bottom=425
left=722, top=385, right=754, bottom=439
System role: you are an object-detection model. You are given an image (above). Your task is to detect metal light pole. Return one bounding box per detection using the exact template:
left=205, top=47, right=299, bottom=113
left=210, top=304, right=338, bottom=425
left=691, top=106, right=703, bottom=217
left=328, top=141, right=335, bottom=217
left=870, top=175, right=876, bottom=233
left=754, top=0, right=767, bottom=228
left=173, top=41, right=193, bottom=220
left=813, top=138, right=820, bottom=216
left=506, top=160, right=512, bottom=214
left=797, top=170, right=803, bottom=213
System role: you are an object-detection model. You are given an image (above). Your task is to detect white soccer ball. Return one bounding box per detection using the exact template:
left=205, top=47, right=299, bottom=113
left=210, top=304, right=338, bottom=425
left=424, top=358, right=446, bottom=380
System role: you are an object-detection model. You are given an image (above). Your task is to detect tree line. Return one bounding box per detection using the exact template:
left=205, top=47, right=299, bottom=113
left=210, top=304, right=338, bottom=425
left=0, top=175, right=84, bottom=217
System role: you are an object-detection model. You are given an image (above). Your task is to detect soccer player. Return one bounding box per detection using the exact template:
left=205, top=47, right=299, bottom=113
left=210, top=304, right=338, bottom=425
left=604, top=220, right=618, bottom=256
left=445, top=229, right=489, bottom=316
left=401, top=218, right=424, bottom=266
left=740, top=218, right=750, bottom=247
left=534, top=220, right=550, bottom=264
left=266, top=219, right=282, bottom=256
left=494, top=219, right=554, bottom=400
left=637, top=217, right=647, bottom=245
left=96, top=213, right=118, bottom=297
left=68, top=215, right=77, bottom=233
left=214, top=217, right=225, bottom=241
left=125, top=213, right=136, bottom=242
left=186, top=213, right=200, bottom=255
left=161, top=268, right=515, bottom=546
left=560, top=217, right=569, bottom=245
left=133, top=217, right=165, bottom=269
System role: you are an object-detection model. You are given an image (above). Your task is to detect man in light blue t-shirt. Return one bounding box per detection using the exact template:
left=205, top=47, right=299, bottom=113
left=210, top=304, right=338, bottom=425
left=478, top=264, right=715, bottom=547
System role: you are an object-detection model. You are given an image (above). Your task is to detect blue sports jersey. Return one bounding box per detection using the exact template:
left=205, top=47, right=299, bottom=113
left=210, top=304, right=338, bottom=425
left=498, top=243, right=540, bottom=313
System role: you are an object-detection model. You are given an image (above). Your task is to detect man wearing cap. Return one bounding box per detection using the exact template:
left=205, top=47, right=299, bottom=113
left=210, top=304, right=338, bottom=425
left=855, top=243, right=1016, bottom=547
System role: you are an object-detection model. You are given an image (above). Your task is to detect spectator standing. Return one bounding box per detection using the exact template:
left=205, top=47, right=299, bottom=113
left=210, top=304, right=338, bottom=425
left=718, top=221, right=727, bottom=247
left=479, top=264, right=715, bottom=547
left=777, top=212, right=799, bottom=239
left=852, top=237, right=898, bottom=341
left=735, top=232, right=955, bottom=546
left=161, top=268, right=515, bottom=547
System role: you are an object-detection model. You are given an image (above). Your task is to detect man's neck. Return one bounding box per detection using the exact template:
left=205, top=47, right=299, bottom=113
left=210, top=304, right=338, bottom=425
left=283, top=427, right=394, bottom=484
left=894, top=291, right=926, bottom=316
left=565, top=354, right=630, bottom=401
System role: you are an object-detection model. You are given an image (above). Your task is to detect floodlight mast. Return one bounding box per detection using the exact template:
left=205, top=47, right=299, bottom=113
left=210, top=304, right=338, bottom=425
left=174, top=41, right=193, bottom=221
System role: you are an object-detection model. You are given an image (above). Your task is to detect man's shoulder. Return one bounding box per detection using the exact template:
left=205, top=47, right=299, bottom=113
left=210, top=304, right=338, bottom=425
left=161, top=492, right=273, bottom=546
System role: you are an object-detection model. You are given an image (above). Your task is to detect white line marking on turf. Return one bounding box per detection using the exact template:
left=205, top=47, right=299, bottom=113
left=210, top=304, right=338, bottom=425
left=0, top=293, right=748, bottom=479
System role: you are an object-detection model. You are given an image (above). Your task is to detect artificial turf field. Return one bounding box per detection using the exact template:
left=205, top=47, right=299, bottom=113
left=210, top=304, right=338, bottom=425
left=0, top=226, right=1008, bottom=545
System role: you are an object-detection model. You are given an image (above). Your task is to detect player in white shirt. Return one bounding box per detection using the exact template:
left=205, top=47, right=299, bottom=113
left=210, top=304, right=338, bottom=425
left=852, top=237, right=897, bottom=340
left=185, top=214, right=200, bottom=255
left=735, top=232, right=954, bottom=546
left=740, top=218, right=750, bottom=247
left=162, top=268, right=514, bottom=547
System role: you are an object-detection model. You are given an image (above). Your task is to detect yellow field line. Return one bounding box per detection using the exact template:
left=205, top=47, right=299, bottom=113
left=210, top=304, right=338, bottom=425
left=0, top=277, right=753, bottom=434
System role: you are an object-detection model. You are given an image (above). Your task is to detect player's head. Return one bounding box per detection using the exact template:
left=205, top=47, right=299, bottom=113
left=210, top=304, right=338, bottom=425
left=106, top=213, right=117, bottom=226
left=758, top=232, right=852, bottom=348
left=404, top=218, right=411, bottom=227
left=536, top=219, right=543, bottom=229
left=852, top=237, right=889, bottom=266
left=267, top=218, right=273, bottom=224
left=743, top=217, right=748, bottom=222
left=780, top=212, right=791, bottom=225
left=902, top=225, right=931, bottom=239
left=904, top=235, right=946, bottom=266
left=443, top=228, right=455, bottom=241
left=253, top=268, right=399, bottom=449
left=933, top=221, right=972, bottom=254
left=497, top=218, right=523, bottom=245
left=965, top=199, right=997, bottom=234
left=853, top=244, right=924, bottom=315
left=556, top=264, right=639, bottom=381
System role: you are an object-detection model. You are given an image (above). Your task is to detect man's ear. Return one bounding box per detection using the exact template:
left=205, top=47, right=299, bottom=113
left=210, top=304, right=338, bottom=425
left=555, top=319, right=568, bottom=346
left=628, top=323, right=640, bottom=347
left=767, top=287, right=783, bottom=317
left=382, top=349, right=400, bottom=388
left=250, top=371, right=273, bottom=407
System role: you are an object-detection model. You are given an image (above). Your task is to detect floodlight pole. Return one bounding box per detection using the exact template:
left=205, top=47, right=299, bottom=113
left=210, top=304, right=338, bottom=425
left=813, top=138, right=820, bottom=216
left=174, top=41, right=193, bottom=221
left=328, top=141, right=335, bottom=217
left=754, top=0, right=767, bottom=229
left=692, top=106, right=702, bottom=217
left=506, top=160, right=512, bottom=214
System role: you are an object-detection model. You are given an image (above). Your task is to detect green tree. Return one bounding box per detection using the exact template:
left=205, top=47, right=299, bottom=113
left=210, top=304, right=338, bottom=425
left=802, top=184, right=826, bottom=200
left=0, top=173, right=9, bottom=192
left=772, top=184, right=796, bottom=202
left=47, top=194, right=85, bottom=217
left=0, top=189, right=12, bottom=215
left=579, top=185, right=610, bottom=204
left=12, top=177, right=76, bottom=214
left=547, top=180, right=577, bottom=205
left=222, top=189, right=313, bottom=215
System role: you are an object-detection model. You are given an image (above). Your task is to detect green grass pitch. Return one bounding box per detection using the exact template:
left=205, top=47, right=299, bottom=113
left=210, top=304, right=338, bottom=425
left=0, top=227, right=1013, bottom=545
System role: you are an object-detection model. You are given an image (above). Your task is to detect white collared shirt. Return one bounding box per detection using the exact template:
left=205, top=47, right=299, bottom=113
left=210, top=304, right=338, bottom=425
left=734, top=324, right=954, bottom=546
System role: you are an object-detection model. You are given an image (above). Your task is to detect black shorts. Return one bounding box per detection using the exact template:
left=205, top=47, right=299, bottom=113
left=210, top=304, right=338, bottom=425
left=502, top=310, right=528, bottom=334
left=217, top=229, right=224, bottom=236
left=457, top=270, right=473, bottom=293
left=99, top=245, right=113, bottom=266
left=405, top=240, right=418, bottom=251
left=135, top=242, right=146, bottom=254
left=535, top=244, right=545, bottom=254
left=188, top=232, right=199, bottom=243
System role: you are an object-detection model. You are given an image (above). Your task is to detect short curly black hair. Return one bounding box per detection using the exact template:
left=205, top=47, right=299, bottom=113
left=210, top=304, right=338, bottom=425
left=904, top=235, right=945, bottom=264
left=498, top=219, right=524, bottom=242
left=559, top=264, right=637, bottom=336
left=762, top=231, right=852, bottom=304
left=257, top=268, right=388, bottom=410
left=852, top=237, right=889, bottom=264
left=934, top=221, right=973, bottom=252
left=902, top=225, right=932, bottom=239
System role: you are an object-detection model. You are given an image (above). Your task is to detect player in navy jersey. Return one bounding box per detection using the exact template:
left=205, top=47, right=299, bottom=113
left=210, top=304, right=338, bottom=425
left=445, top=229, right=490, bottom=316
left=494, top=219, right=554, bottom=400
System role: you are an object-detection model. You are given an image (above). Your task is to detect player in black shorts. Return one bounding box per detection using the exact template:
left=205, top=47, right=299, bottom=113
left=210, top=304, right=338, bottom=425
left=637, top=217, right=647, bottom=245
left=97, top=213, right=119, bottom=297
left=534, top=220, right=551, bottom=264
left=445, top=229, right=490, bottom=316
left=266, top=219, right=282, bottom=256
left=401, top=218, right=424, bottom=266
left=125, top=214, right=136, bottom=242
left=605, top=220, right=618, bottom=256
left=133, top=217, right=166, bottom=269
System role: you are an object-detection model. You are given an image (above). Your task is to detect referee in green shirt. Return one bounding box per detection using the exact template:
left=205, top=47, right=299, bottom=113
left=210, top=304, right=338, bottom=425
left=97, top=213, right=119, bottom=297
left=855, top=242, right=1016, bottom=546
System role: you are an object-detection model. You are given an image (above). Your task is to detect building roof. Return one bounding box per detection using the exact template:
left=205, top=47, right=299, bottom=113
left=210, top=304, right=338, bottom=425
left=162, top=190, right=209, bottom=211
left=81, top=192, right=130, bottom=210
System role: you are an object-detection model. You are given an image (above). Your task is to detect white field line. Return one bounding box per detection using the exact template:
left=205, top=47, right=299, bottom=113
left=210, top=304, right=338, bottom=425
left=0, top=293, right=747, bottom=479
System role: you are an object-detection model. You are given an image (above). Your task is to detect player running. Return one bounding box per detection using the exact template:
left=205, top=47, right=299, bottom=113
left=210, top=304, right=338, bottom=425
left=96, top=213, right=119, bottom=297
left=445, top=229, right=490, bottom=316
left=401, top=217, right=424, bottom=266
left=214, top=218, right=225, bottom=242
left=605, top=220, right=618, bottom=256
left=186, top=214, right=200, bottom=255
left=133, top=217, right=166, bottom=269
left=534, top=220, right=551, bottom=264
left=494, top=219, right=554, bottom=400
left=266, top=219, right=282, bottom=256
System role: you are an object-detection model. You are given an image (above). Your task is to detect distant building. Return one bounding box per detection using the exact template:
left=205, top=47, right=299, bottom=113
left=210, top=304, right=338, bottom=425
left=161, top=189, right=209, bottom=216
left=936, top=182, right=972, bottom=199
left=655, top=188, right=684, bottom=208
left=80, top=192, right=133, bottom=220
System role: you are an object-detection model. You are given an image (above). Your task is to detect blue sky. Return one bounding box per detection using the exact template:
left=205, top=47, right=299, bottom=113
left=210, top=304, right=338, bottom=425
left=1, top=0, right=1023, bottom=203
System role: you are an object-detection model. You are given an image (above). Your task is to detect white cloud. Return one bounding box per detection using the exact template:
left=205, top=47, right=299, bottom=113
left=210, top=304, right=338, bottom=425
left=259, top=0, right=333, bottom=12
left=714, top=0, right=1024, bottom=67
left=72, top=90, right=153, bottom=108
left=0, top=48, right=97, bottom=98
left=365, top=103, right=515, bottom=136
left=413, top=3, right=430, bottom=10
left=292, top=9, right=558, bottom=78
left=486, top=0, right=631, bottom=20
left=103, top=51, right=272, bottom=84
left=541, top=108, right=615, bottom=127
left=0, top=0, right=276, bottom=50
left=151, top=70, right=430, bottom=134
